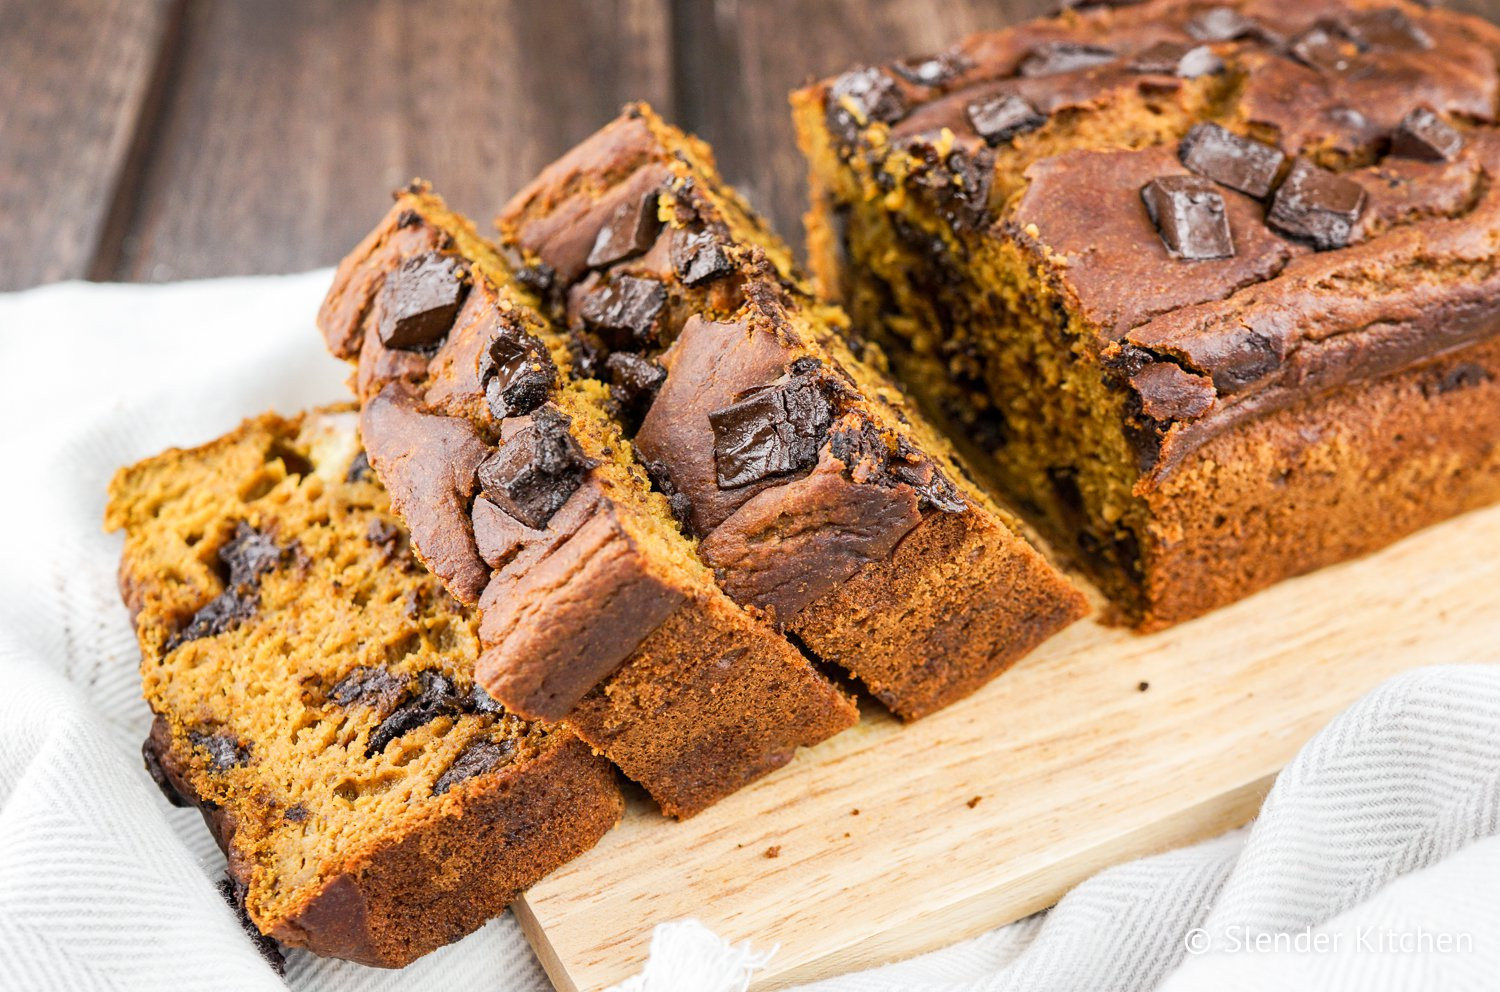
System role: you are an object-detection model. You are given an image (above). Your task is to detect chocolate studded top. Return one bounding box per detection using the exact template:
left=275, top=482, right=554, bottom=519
left=802, top=0, right=1500, bottom=475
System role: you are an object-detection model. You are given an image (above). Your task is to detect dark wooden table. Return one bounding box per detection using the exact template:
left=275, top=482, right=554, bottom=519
left=4, top=0, right=1497, bottom=293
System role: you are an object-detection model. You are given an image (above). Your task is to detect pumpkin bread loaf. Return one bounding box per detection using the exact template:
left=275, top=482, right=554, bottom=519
left=794, top=0, right=1500, bottom=628
left=496, top=104, right=1088, bottom=720
left=106, top=408, right=623, bottom=967
left=318, top=189, right=857, bottom=817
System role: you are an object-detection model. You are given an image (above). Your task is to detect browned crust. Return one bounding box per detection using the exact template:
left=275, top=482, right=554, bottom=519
left=1135, top=335, right=1500, bottom=628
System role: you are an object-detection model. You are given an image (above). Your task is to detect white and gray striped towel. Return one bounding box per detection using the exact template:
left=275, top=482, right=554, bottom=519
left=1, top=274, right=1496, bottom=992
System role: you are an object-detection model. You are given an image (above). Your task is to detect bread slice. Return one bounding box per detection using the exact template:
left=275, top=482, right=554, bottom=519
left=496, top=104, right=1088, bottom=719
left=106, top=408, right=622, bottom=967
left=318, top=188, right=857, bottom=817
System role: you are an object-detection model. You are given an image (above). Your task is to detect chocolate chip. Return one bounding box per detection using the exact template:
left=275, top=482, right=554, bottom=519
left=1186, top=7, right=1276, bottom=42
left=578, top=275, right=667, bottom=349
left=141, top=734, right=191, bottom=807
left=670, top=228, right=734, bottom=286
left=825, top=67, right=908, bottom=145
left=1390, top=107, right=1463, bottom=162
left=1178, top=123, right=1286, bottom=199
left=283, top=803, right=309, bottom=822
left=891, top=51, right=972, bottom=87
left=1017, top=42, right=1118, bottom=77
left=1128, top=41, right=1224, bottom=78
left=1288, top=24, right=1363, bottom=74
left=376, top=252, right=469, bottom=351
left=218, top=874, right=286, bottom=975
left=1267, top=158, right=1366, bottom=249
left=433, top=738, right=517, bottom=796
left=394, top=208, right=423, bottom=229
left=475, top=407, right=593, bottom=530
left=1342, top=7, right=1431, bottom=51
left=586, top=192, right=663, bottom=269
left=709, top=359, right=835, bottom=489
left=188, top=731, right=250, bottom=772
left=220, top=522, right=286, bottom=588
left=365, top=518, right=405, bottom=561
left=470, top=684, right=507, bottom=715
left=606, top=351, right=667, bottom=426
left=366, top=670, right=464, bottom=756
left=1141, top=176, right=1235, bottom=261
left=345, top=449, right=373, bottom=483
left=966, top=94, right=1046, bottom=145
left=330, top=666, right=408, bottom=712
left=479, top=327, right=556, bottom=419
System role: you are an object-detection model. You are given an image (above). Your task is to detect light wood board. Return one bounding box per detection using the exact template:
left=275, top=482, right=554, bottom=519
left=516, top=503, right=1500, bottom=991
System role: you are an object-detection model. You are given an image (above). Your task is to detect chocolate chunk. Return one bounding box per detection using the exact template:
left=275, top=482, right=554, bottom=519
left=670, top=228, right=734, bottom=286
left=283, top=804, right=309, bottom=823
left=479, top=327, right=556, bottom=420
left=345, top=449, right=373, bottom=483
left=825, top=67, right=908, bottom=144
left=220, top=522, right=286, bottom=588
left=586, top=192, right=663, bottom=269
left=1128, top=41, right=1224, bottom=78
left=433, top=738, right=517, bottom=795
left=891, top=51, right=971, bottom=87
left=365, top=518, right=405, bottom=562
left=1017, top=43, right=1118, bottom=77
left=188, top=731, right=250, bottom=772
left=1178, top=123, right=1286, bottom=199
left=141, top=734, right=191, bottom=808
left=1342, top=7, right=1431, bottom=51
left=475, top=407, right=593, bottom=529
left=1390, top=107, right=1463, bottom=162
left=578, top=275, right=667, bottom=349
left=376, top=252, right=469, bottom=351
left=218, top=874, right=286, bottom=975
left=935, top=148, right=995, bottom=230
left=166, top=524, right=287, bottom=650
left=1288, top=25, right=1363, bottom=74
left=1267, top=158, right=1367, bottom=249
left=1129, top=361, right=1217, bottom=420
left=709, top=359, right=836, bottom=488
left=469, top=684, right=507, bottom=715
left=606, top=351, right=667, bottom=425
left=1186, top=7, right=1276, bottom=42
left=1141, top=176, right=1235, bottom=261
left=329, top=665, right=408, bottom=711
left=966, top=94, right=1046, bottom=145
left=1423, top=362, right=1491, bottom=397
left=167, top=590, right=257, bottom=650
left=366, top=670, right=464, bottom=756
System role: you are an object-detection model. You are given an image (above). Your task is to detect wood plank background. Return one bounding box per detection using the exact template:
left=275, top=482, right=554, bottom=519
left=5, top=0, right=1498, bottom=291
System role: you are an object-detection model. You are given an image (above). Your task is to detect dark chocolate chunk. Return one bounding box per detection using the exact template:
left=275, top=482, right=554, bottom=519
left=1288, top=25, right=1363, bottom=74
left=1140, top=176, right=1235, bottom=261
left=166, top=590, right=258, bottom=651
left=966, top=94, right=1046, bottom=145
left=188, top=731, right=250, bottom=772
left=479, top=327, right=557, bottom=420
left=1422, top=362, right=1491, bottom=397
left=825, top=67, right=908, bottom=145
left=469, top=684, right=507, bottom=715
left=1186, top=7, right=1277, bottom=42
left=218, top=874, right=286, bottom=975
left=1267, top=158, right=1367, bottom=249
left=394, top=208, right=422, bottom=229
left=365, top=518, right=405, bottom=561
left=141, top=735, right=191, bottom=807
left=641, top=459, right=697, bottom=532
left=366, top=670, right=464, bottom=756
left=1342, top=7, right=1432, bottom=50
left=709, top=360, right=835, bottom=489
left=1128, top=41, right=1224, bottom=78
left=376, top=252, right=469, bottom=351
left=345, top=449, right=373, bottom=483
left=1017, top=42, right=1118, bottom=77
left=282, top=803, right=309, bottom=823
left=166, top=524, right=287, bottom=650
left=891, top=51, right=972, bottom=87
left=606, top=351, right=667, bottom=425
left=1178, top=123, right=1286, bottom=199
left=475, top=407, right=594, bottom=530
left=329, top=665, right=408, bottom=712
left=1390, top=107, right=1464, bottom=162
left=433, top=738, right=517, bottom=796
left=219, top=522, right=286, bottom=588
left=670, top=227, right=734, bottom=286
left=578, top=275, right=668, bottom=349
left=586, top=192, right=663, bottom=269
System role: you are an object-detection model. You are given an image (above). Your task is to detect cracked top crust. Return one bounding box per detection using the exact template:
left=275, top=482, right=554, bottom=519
left=801, top=0, right=1500, bottom=474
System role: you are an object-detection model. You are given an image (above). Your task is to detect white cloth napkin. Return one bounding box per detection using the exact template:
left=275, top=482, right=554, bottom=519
left=1, top=275, right=1496, bottom=992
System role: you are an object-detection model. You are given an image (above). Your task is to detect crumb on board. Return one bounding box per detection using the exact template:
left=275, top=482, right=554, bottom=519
left=850, top=808, right=860, bottom=816
left=764, top=845, right=781, bottom=859
left=967, top=796, right=982, bottom=809
left=1138, top=681, right=1150, bottom=692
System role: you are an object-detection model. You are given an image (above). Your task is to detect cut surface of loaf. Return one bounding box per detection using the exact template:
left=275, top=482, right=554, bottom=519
left=496, top=104, right=1088, bottom=720
left=794, top=0, right=1500, bottom=628
left=106, top=408, right=623, bottom=967
left=318, top=188, right=857, bottom=818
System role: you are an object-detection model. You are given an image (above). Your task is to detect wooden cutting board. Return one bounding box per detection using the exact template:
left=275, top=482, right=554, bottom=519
left=515, top=503, right=1500, bottom=991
